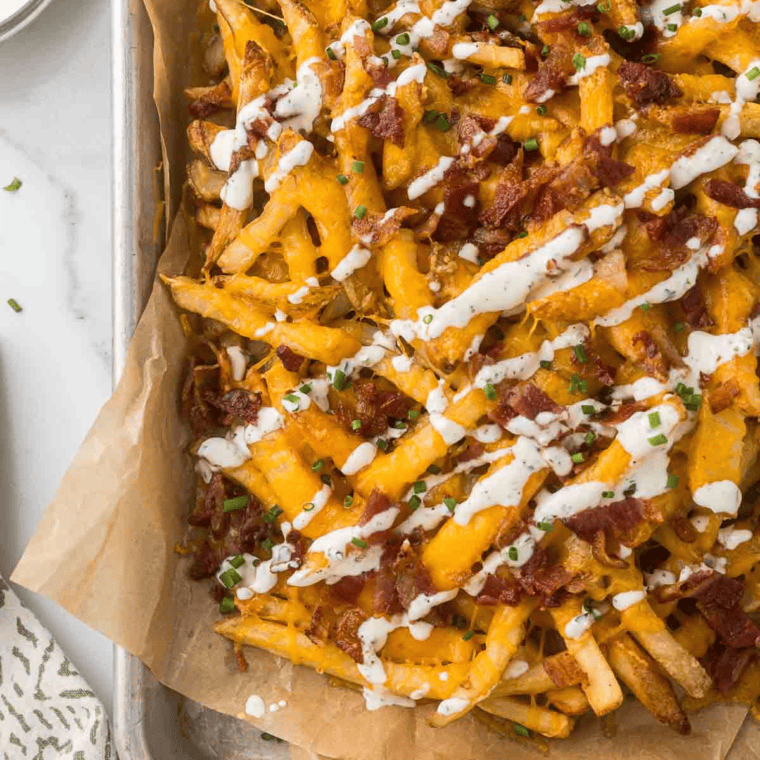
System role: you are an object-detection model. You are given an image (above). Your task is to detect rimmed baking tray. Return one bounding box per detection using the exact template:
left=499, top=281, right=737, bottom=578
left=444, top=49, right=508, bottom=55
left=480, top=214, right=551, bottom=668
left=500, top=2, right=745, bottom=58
left=111, top=0, right=291, bottom=756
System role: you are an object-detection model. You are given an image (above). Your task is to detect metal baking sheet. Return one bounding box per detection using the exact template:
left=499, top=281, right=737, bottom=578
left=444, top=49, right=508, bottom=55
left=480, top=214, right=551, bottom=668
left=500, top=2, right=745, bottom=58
left=111, top=0, right=291, bottom=756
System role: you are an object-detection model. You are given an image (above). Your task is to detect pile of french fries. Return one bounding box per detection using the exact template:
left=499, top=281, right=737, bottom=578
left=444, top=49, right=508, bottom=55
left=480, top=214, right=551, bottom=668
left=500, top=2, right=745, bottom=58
left=165, top=0, right=760, bottom=743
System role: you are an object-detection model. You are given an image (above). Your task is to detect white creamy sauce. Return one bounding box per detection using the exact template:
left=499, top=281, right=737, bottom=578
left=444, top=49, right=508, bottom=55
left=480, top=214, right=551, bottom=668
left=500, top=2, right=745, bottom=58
left=245, top=695, right=266, bottom=718
left=363, top=686, right=416, bottom=710
left=645, top=569, right=676, bottom=589
left=341, top=442, right=378, bottom=475
left=436, top=697, right=471, bottom=717
left=452, top=42, right=480, bottom=59
left=718, top=526, right=753, bottom=550
left=407, top=156, right=456, bottom=200
left=564, top=612, right=595, bottom=639
left=458, top=243, right=480, bottom=263
left=293, top=484, right=333, bottom=530
left=391, top=354, right=414, bottom=373
left=331, top=245, right=372, bottom=282
left=671, top=136, right=739, bottom=189
left=691, top=514, right=711, bottom=533
left=723, top=61, right=760, bottom=140
left=198, top=438, right=250, bottom=470
left=265, top=141, right=314, bottom=194
left=567, top=54, right=611, bottom=85
left=504, top=660, right=530, bottom=679
left=611, top=590, right=646, bottom=610
left=226, top=346, right=248, bottom=381
left=288, top=276, right=320, bottom=305
left=472, top=424, right=502, bottom=443
left=735, top=139, right=760, bottom=235
left=693, top=481, right=742, bottom=515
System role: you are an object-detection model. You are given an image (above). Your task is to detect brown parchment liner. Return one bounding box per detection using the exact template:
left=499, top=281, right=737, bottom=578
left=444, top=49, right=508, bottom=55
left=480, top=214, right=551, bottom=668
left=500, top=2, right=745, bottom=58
left=10, top=1, right=760, bottom=757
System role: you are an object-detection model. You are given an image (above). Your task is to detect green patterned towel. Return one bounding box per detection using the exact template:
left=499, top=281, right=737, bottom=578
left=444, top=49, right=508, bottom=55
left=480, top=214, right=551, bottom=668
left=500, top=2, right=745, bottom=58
left=0, top=575, right=116, bottom=759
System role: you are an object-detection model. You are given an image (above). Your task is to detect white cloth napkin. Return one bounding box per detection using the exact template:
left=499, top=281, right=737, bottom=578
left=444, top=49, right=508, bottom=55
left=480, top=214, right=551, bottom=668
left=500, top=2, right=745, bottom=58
left=0, top=575, right=116, bottom=759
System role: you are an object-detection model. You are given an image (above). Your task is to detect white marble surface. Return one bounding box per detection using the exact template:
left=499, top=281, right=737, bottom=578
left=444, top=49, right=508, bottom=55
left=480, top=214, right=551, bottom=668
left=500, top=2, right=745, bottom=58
left=0, top=0, right=114, bottom=714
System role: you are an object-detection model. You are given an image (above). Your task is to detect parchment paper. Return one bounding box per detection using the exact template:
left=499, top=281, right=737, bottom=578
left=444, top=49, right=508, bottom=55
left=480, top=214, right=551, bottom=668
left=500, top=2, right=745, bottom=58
left=10, top=1, right=759, bottom=757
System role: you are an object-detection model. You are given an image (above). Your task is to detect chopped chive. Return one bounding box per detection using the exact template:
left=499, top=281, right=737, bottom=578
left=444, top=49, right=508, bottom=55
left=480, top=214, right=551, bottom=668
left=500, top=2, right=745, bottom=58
left=333, top=368, right=348, bottom=390
left=663, top=2, right=681, bottom=13
left=427, top=61, right=449, bottom=78
left=413, top=480, right=427, bottom=494
left=571, top=452, right=585, bottom=463
left=582, top=404, right=595, bottom=414
left=427, top=464, right=441, bottom=474
left=396, top=32, right=410, bottom=44
left=648, top=433, right=667, bottom=446
left=516, top=230, right=528, bottom=238
left=640, top=301, right=651, bottom=311
left=284, top=393, right=300, bottom=404
left=602, top=490, right=614, bottom=498
left=423, top=109, right=439, bottom=124
left=487, top=13, right=499, bottom=29
left=321, top=474, right=332, bottom=486
left=352, top=160, right=365, bottom=173
left=435, top=113, right=451, bottom=131
left=692, top=6, right=702, bottom=13
left=462, top=630, right=475, bottom=641
left=666, top=22, right=678, bottom=30
left=641, top=53, right=659, bottom=64
left=572, top=52, right=586, bottom=71
left=371, top=16, right=388, bottom=31
left=618, top=25, right=635, bottom=40
left=649, top=411, right=661, bottom=428
left=747, top=67, right=760, bottom=81
left=577, top=21, right=592, bottom=35
left=597, top=0, right=610, bottom=10
left=423, top=314, right=433, bottom=324
left=299, top=384, right=312, bottom=394
left=312, top=459, right=324, bottom=471
left=536, top=104, right=547, bottom=115
left=517, top=13, right=526, bottom=21
left=674, top=321, right=685, bottom=332
left=484, top=383, right=497, bottom=400
left=685, top=394, right=702, bottom=411
left=508, top=546, right=519, bottom=561
left=220, top=595, right=236, bottom=613
left=303, top=501, right=315, bottom=511
left=408, top=409, right=420, bottom=420
left=326, top=46, right=337, bottom=60
left=354, top=205, right=366, bottom=219
left=377, top=439, right=388, bottom=451
left=344, top=494, right=354, bottom=507
left=541, top=44, right=550, bottom=57
left=453, top=614, right=468, bottom=629
left=540, top=360, right=552, bottom=370
left=263, top=505, right=283, bottom=522
left=480, top=73, right=497, bottom=85
left=676, top=382, right=688, bottom=395
left=351, top=419, right=362, bottom=430
left=219, top=568, right=242, bottom=588
left=585, top=431, right=595, bottom=445
left=213, top=23, right=220, bottom=31
left=230, top=555, right=245, bottom=569
left=574, top=344, right=588, bottom=363
left=337, top=174, right=349, bottom=185
left=524, top=137, right=539, bottom=151
left=352, top=537, right=368, bottom=548
left=391, top=49, right=401, bottom=59
left=536, top=520, right=553, bottom=531
left=666, top=473, right=679, bottom=489
left=444, top=497, right=457, bottom=511
left=513, top=723, right=530, bottom=737
left=3, top=177, right=22, bottom=192
left=409, top=494, right=421, bottom=509
left=569, top=374, right=580, bottom=393
left=394, top=420, right=407, bottom=429
left=503, top=73, right=513, bottom=84
left=7, top=298, right=22, bottom=313
left=578, top=379, right=589, bottom=393
left=223, top=495, right=250, bottom=512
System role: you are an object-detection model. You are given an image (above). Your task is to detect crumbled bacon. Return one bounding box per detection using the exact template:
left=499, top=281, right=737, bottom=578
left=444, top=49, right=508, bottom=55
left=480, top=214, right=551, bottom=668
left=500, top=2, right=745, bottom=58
left=335, top=608, right=367, bottom=662
left=356, top=95, right=405, bottom=147
left=690, top=575, right=760, bottom=649
left=343, top=380, right=411, bottom=437
left=366, top=64, right=395, bottom=89
left=188, top=540, right=221, bottom=580
left=563, top=497, right=645, bottom=544
left=189, top=80, right=233, bottom=118
left=329, top=575, right=366, bottom=604
left=476, top=574, right=523, bottom=606
left=454, top=440, right=485, bottom=464
left=598, top=402, right=646, bottom=425
left=434, top=180, right=480, bottom=242
left=524, top=59, right=567, bottom=103
left=618, top=61, right=682, bottom=108
left=710, top=379, right=741, bottom=413
left=182, top=362, right=223, bottom=436
left=305, top=605, right=331, bottom=646
left=704, top=643, right=755, bottom=694
left=671, top=108, right=720, bottom=135
left=479, top=182, right=525, bottom=230
left=360, top=489, right=393, bottom=526
left=189, top=473, right=227, bottom=528
left=352, top=206, right=416, bottom=245
left=208, top=389, right=262, bottom=425
left=393, top=543, right=437, bottom=610
left=518, top=546, right=573, bottom=602
left=276, top=344, right=305, bottom=371
left=638, top=208, right=718, bottom=270
left=704, top=179, right=760, bottom=210
left=592, top=156, right=635, bottom=188
left=489, top=383, right=562, bottom=429
left=681, top=284, right=713, bottom=329
left=537, top=4, right=597, bottom=33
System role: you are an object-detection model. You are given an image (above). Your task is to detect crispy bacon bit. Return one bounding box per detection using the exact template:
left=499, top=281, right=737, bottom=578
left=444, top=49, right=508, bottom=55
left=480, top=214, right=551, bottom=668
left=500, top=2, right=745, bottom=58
left=182, top=362, right=223, bottom=436
left=638, top=209, right=718, bottom=270
left=476, top=574, right=523, bottom=606
left=518, top=546, right=573, bottom=602
left=286, top=529, right=307, bottom=568
left=671, top=108, right=720, bottom=135
left=209, top=389, right=262, bottom=425
left=583, top=343, right=617, bottom=386
left=681, top=284, right=713, bottom=329
left=435, top=180, right=480, bottom=242
left=306, top=605, right=331, bottom=646
left=618, top=61, right=682, bottom=108
left=393, top=543, right=437, bottom=610
left=704, top=643, right=754, bottom=694
left=654, top=568, right=712, bottom=603
left=189, top=540, right=220, bottom=580
left=543, top=651, right=587, bottom=687
left=352, top=206, right=416, bottom=245
left=341, top=380, right=411, bottom=437
left=189, top=80, right=233, bottom=118
left=366, top=64, right=395, bottom=89
left=479, top=182, right=525, bottom=230
left=356, top=95, right=405, bottom=147
left=276, top=344, right=305, bottom=371
left=592, top=156, right=635, bottom=188
left=189, top=473, right=226, bottom=528
left=329, top=575, right=366, bottom=604
left=352, top=34, right=371, bottom=58
left=360, top=489, right=392, bottom=526
left=489, top=383, right=563, bottom=429
left=537, top=4, right=597, bottom=33
left=690, top=575, right=760, bottom=649
left=671, top=514, right=698, bottom=543
left=335, top=608, right=367, bottom=662
left=564, top=498, right=645, bottom=544
left=599, top=402, right=647, bottom=425
left=524, top=60, right=567, bottom=103
left=710, top=379, right=741, bottom=413
left=491, top=135, right=521, bottom=166
left=704, top=179, right=760, bottom=209
left=454, top=440, right=485, bottom=464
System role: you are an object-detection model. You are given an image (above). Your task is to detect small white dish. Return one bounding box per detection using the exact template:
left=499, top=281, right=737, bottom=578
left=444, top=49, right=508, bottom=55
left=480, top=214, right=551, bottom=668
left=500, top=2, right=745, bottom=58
left=0, top=0, right=56, bottom=43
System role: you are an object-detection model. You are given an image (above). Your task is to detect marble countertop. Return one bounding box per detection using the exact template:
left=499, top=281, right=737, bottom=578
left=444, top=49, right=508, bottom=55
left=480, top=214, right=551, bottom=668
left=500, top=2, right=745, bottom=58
left=0, top=0, right=114, bottom=715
